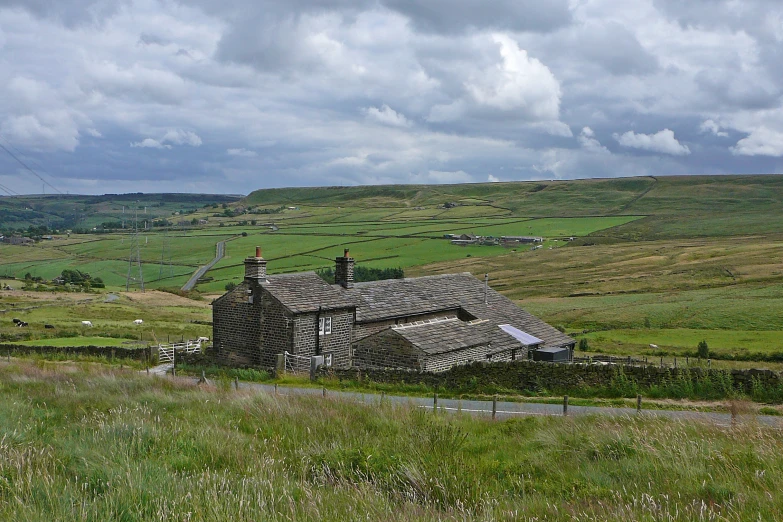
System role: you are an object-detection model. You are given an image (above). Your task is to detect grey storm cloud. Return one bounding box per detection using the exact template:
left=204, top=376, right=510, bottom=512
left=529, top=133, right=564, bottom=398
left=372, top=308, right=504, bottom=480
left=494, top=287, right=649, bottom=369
left=1, top=0, right=783, bottom=195
left=0, top=0, right=128, bottom=26
left=382, top=0, right=572, bottom=34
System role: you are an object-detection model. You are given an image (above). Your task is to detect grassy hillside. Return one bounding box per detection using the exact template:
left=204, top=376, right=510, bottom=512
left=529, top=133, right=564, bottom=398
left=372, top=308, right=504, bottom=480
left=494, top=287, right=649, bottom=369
left=244, top=175, right=783, bottom=238
left=0, top=193, right=239, bottom=232
left=2, top=360, right=782, bottom=521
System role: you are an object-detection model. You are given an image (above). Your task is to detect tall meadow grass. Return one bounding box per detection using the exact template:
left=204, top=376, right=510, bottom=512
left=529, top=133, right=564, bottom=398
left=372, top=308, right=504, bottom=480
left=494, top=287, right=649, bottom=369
left=1, top=361, right=782, bottom=520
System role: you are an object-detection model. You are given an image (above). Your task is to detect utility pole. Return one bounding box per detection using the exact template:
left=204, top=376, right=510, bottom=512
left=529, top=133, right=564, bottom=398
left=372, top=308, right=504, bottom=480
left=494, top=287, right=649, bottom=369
left=126, top=209, right=144, bottom=292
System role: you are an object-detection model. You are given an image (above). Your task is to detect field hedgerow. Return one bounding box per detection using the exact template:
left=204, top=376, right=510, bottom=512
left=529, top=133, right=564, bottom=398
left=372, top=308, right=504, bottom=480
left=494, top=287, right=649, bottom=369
left=1, top=360, right=783, bottom=521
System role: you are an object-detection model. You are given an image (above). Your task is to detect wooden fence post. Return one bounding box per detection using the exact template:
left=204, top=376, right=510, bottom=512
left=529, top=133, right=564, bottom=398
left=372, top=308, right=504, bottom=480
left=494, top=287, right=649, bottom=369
left=637, top=394, right=642, bottom=412
left=433, top=392, right=438, bottom=413
left=274, top=383, right=278, bottom=395
left=322, top=386, right=326, bottom=398
left=563, top=396, right=569, bottom=416
left=235, top=376, right=239, bottom=390
left=492, top=395, right=498, bottom=420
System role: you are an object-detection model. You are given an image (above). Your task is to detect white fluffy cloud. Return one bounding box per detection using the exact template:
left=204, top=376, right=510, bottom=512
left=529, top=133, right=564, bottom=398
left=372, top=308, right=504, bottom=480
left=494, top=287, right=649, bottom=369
left=364, top=104, right=411, bottom=127
left=227, top=148, right=258, bottom=157
left=578, top=127, right=609, bottom=154
left=732, top=127, right=783, bottom=156
left=466, top=34, right=562, bottom=121
left=131, top=138, right=171, bottom=149
left=131, top=129, right=202, bottom=149
left=613, top=129, right=691, bottom=156
left=700, top=119, right=728, bottom=137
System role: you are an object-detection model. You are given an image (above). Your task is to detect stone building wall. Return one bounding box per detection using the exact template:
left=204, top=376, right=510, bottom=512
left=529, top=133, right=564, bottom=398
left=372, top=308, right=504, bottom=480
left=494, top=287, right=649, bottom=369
left=258, top=291, right=293, bottom=367
left=353, top=329, right=423, bottom=370
left=213, top=282, right=263, bottom=366
left=424, top=343, right=498, bottom=373
left=291, top=308, right=354, bottom=368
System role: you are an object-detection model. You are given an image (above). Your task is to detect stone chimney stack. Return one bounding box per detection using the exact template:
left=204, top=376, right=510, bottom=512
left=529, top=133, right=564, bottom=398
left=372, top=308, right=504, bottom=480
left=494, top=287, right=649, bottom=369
left=334, top=248, right=354, bottom=288
left=244, top=246, right=267, bottom=282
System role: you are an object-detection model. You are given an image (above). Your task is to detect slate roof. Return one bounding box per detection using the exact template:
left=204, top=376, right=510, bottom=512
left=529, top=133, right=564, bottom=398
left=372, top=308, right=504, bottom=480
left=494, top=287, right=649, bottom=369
left=390, top=319, right=492, bottom=355
left=342, top=273, right=574, bottom=350
left=262, top=272, right=357, bottom=314
left=346, top=277, right=461, bottom=322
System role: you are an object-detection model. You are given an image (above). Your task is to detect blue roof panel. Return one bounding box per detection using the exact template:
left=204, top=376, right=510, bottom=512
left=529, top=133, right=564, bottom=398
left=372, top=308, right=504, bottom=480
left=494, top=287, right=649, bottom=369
left=498, top=324, right=544, bottom=346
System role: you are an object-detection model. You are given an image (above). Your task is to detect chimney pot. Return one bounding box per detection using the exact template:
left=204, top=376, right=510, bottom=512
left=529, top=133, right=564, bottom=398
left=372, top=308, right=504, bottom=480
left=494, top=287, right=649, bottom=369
left=335, top=248, right=355, bottom=288
left=244, top=246, right=267, bottom=282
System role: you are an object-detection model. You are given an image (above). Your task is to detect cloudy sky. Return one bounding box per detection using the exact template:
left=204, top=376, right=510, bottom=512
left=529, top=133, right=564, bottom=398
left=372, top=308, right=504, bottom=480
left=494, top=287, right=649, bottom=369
left=1, top=0, right=782, bottom=195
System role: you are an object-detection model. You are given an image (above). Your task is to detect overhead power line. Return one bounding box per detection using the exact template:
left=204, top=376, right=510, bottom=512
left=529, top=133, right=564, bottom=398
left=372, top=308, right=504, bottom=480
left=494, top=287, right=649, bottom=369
left=0, top=137, right=64, bottom=195
left=0, top=181, right=21, bottom=196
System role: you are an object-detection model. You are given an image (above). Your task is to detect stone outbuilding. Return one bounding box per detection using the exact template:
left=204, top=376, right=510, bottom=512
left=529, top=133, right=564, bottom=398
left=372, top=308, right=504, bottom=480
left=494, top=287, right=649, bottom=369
left=212, top=247, right=574, bottom=372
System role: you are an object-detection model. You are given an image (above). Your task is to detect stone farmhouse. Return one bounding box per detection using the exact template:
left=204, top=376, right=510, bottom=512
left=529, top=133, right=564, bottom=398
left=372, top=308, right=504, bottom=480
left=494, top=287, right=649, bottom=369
left=212, top=248, right=575, bottom=372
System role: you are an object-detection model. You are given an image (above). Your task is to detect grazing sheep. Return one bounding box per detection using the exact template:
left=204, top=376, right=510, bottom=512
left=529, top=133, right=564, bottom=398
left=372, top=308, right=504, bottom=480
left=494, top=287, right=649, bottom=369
left=45, top=324, right=55, bottom=329
left=133, top=319, right=143, bottom=325
left=649, top=344, right=658, bottom=349
left=81, top=320, right=93, bottom=327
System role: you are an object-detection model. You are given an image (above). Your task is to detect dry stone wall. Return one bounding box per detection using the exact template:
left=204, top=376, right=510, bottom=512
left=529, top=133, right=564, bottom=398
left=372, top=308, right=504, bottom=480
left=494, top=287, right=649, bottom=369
left=320, top=361, right=783, bottom=395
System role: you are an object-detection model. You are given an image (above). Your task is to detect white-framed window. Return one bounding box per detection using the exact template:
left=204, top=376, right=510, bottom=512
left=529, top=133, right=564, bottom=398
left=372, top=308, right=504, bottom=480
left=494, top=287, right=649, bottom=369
left=319, top=316, right=332, bottom=335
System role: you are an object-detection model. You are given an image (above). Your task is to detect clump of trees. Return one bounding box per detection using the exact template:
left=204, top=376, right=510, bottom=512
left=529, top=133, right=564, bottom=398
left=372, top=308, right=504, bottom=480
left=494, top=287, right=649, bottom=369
left=316, top=266, right=404, bottom=284
left=698, top=340, right=710, bottom=358
left=58, top=269, right=104, bottom=289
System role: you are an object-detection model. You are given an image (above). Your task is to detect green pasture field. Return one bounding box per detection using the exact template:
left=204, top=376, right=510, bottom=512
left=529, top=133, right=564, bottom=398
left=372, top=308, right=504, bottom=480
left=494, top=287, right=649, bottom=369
left=0, top=289, right=211, bottom=345
left=1, top=209, right=636, bottom=293
left=523, top=284, right=783, bottom=333
left=580, top=329, right=783, bottom=357
left=2, top=361, right=783, bottom=521
left=16, top=336, right=137, bottom=347
left=0, top=258, right=194, bottom=288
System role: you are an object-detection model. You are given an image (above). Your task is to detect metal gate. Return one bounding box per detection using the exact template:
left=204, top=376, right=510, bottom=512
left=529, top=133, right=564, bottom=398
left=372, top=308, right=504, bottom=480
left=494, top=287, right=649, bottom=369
left=158, top=338, right=204, bottom=363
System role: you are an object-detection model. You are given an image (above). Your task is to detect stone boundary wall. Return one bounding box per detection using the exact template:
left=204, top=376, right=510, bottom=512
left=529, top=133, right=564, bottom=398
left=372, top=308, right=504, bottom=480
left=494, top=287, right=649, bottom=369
left=318, top=361, right=783, bottom=394
left=0, top=343, right=150, bottom=360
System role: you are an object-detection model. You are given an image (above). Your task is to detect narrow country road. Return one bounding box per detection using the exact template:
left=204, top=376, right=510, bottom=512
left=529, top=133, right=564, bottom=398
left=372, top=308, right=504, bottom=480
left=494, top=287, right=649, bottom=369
left=182, top=240, right=226, bottom=291
left=150, top=372, right=780, bottom=427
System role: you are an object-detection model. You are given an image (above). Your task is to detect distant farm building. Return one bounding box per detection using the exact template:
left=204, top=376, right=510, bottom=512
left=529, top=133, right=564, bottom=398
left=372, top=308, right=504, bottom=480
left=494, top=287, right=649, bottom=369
left=3, top=237, right=34, bottom=246
left=500, top=236, right=543, bottom=245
